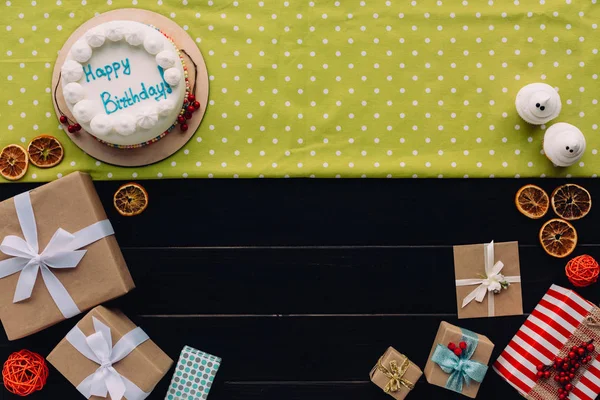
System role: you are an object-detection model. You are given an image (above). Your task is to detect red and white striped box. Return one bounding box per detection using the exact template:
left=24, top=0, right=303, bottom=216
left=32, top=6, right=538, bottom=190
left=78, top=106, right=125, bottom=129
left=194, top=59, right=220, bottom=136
left=494, top=285, right=600, bottom=400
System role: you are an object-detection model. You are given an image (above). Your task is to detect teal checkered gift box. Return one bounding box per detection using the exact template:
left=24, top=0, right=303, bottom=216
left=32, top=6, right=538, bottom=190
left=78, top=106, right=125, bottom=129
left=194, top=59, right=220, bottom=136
left=165, top=346, right=221, bottom=400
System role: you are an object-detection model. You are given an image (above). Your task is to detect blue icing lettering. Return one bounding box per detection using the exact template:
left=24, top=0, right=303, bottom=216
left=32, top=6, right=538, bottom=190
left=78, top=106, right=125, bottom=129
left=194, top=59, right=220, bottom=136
left=122, top=58, right=131, bottom=75
left=158, top=66, right=173, bottom=94
left=101, top=92, right=118, bottom=115
left=83, top=64, right=95, bottom=83
left=81, top=58, right=131, bottom=82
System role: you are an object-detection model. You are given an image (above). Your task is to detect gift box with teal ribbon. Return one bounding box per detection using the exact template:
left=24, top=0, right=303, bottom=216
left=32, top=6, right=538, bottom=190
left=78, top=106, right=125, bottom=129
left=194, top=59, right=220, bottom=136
left=424, top=321, right=494, bottom=398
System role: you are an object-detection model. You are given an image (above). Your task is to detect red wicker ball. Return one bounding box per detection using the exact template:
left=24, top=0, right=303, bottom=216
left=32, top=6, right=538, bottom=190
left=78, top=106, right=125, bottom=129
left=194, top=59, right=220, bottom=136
left=566, top=255, right=600, bottom=288
left=2, top=350, right=48, bottom=396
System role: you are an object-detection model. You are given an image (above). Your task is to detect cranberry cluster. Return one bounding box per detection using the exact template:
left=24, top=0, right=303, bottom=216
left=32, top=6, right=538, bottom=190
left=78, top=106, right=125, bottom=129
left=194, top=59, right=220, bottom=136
left=59, top=115, right=81, bottom=134
left=536, top=340, right=595, bottom=400
left=177, top=94, right=201, bottom=132
left=447, top=341, right=468, bottom=357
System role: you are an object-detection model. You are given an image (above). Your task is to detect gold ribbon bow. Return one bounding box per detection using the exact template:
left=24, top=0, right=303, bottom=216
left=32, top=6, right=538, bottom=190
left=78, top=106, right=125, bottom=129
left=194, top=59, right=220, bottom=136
left=377, top=356, right=415, bottom=393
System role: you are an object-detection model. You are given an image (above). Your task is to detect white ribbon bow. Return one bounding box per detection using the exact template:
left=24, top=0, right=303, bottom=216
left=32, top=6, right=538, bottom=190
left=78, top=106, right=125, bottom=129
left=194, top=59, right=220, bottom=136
left=67, top=317, right=151, bottom=400
left=0, top=192, right=114, bottom=318
left=455, top=241, right=521, bottom=316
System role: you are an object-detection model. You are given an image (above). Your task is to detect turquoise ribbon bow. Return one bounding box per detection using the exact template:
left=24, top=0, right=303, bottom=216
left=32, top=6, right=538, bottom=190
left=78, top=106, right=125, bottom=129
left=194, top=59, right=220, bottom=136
left=431, top=328, right=488, bottom=394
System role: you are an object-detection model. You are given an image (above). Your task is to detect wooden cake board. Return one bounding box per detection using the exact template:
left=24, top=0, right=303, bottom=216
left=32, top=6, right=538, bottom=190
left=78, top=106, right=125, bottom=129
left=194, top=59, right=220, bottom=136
left=51, top=8, right=209, bottom=167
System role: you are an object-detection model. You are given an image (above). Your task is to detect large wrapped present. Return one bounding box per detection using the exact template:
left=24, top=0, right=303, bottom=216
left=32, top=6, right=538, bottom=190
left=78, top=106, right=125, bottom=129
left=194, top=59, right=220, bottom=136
left=494, top=284, right=600, bottom=400
left=166, top=345, right=221, bottom=400
left=424, top=321, right=494, bottom=398
left=369, top=346, right=422, bottom=399
left=0, top=172, right=135, bottom=340
left=454, top=241, right=523, bottom=319
left=47, top=305, right=173, bottom=400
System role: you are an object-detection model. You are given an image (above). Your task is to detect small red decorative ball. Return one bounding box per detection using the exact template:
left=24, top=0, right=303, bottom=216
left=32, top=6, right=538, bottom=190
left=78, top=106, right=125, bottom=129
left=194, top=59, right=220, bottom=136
left=587, top=343, right=595, bottom=352
left=556, top=357, right=563, bottom=364
left=188, top=94, right=196, bottom=103
left=447, top=342, right=456, bottom=351
left=559, top=394, right=566, bottom=400
left=566, top=255, right=599, bottom=288
left=67, top=125, right=76, bottom=133
left=177, top=115, right=186, bottom=124
left=187, top=105, right=195, bottom=113
left=536, top=371, right=544, bottom=378
left=193, top=101, right=200, bottom=110
left=184, top=111, right=193, bottom=120
left=74, top=124, right=81, bottom=132
left=180, top=123, right=189, bottom=132
left=2, top=349, right=48, bottom=396
left=578, top=348, right=585, bottom=356
left=565, top=383, right=573, bottom=391
left=569, top=351, right=576, bottom=359
left=543, top=371, right=551, bottom=379
left=554, top=375, right=560, bottom=382
left=59, top=115, right=68, bottom=124
left=563, top=363, right=570, bottom=370
left=453, top=348, right=462, bottom=357
left=536, top=364, right=544, bottom=371
left=459, top=341, right=467, bottom=350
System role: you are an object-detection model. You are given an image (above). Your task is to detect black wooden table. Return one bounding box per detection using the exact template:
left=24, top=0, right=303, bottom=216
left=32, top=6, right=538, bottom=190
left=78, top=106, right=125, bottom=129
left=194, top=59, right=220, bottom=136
left=0, top=178, right=598, bottom=400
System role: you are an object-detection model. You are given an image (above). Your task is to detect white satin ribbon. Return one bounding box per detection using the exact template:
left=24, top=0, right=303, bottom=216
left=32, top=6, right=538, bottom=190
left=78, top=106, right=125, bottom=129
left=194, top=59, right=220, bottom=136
left=0, top=191, right=114, bottom=318
left=67, top=317, right=151, bottom=400
left=455, top=241, right=521, bottom=316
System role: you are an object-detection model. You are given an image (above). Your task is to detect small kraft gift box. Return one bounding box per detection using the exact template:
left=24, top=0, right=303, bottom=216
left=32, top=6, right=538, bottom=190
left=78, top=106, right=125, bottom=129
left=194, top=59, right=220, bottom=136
left=454, top=241, right=523, bottom=319
left=47, top=305, right=173, bottom=400
left=370, top=347, right=422, bottom=399
left=494, top=285, right=600, bottom=400
left=0, top=171, right=135, bottom=340
left=424, top=321, right=494, bottom=398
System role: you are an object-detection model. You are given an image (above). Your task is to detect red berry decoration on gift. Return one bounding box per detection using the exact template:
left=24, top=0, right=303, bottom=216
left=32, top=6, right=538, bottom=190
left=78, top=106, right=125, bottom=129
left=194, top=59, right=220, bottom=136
left=447, top=342, right=464, bottom=357
left=536, top=340, right=596, bottom=399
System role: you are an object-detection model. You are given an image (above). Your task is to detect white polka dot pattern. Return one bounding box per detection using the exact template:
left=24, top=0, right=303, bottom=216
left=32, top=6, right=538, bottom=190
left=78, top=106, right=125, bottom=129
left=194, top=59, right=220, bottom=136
left=0, top=0, right=599, bottom=181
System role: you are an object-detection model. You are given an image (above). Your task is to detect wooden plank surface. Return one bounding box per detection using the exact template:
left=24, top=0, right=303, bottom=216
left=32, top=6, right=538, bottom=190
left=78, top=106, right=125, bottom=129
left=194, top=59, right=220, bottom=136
left=0, top=178, right=599, bottom=400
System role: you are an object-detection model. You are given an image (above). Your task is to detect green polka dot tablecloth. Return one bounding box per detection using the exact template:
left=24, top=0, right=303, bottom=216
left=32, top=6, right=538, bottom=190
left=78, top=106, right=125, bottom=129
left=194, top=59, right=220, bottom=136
left=1, top=0, right=599, bottom=181
left=167, top=346, right=221, bottom=400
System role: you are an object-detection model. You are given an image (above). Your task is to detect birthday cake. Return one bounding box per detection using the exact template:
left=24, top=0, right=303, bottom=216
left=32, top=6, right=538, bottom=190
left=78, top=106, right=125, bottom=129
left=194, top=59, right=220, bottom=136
left=60, top=20, right=191, bottom=148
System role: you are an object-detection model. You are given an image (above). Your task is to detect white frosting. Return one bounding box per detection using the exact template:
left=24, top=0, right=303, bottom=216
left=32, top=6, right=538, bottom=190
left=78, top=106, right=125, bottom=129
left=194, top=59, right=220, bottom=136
left=61, top=60, right=84, bottom=83
left=114, top=115, right=137, bottom=136
left=156, top=99, right=176, bottom=117
left=60, top=20, right=186, bottom=147
left=143, top=34, right=164, bottom=55
left=543, top=123, right=586, bottom=167
left=105, top=22, right=125, bottom=41
left=163, top=68, right=182, bottom=86
left=125, top=27, right=145, bottom=46
left=156, top=50, right=177, bottom=68
left=136, top=107, right=159, bottom=130
left=63, top=82, right=85, bottom=104
left=72, top=100, right=96, bottom=123
left=70, top=40, right=93, bottom=63
left=515, top=83, right=562, bottom=125
left=85, top=27, right=105, bottom=48
left=90, top=114, right=113, bottom=136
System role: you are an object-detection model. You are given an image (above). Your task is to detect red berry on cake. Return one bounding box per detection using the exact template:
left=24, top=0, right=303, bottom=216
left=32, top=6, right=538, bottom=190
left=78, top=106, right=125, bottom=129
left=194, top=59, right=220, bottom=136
left=193, top=101, right=200, bottom=110
left=188, top=94, right=196, bottom=103
left=184, top=111, right=193, bottom=120
left=177, top=115, right=186, bottom=124
left=187, top=105, right=195, bottom=113
left=180, top=123, right=188, bottom=132
left=59, top=115, right=68, bottom=124
left=67, top=125, right=75, bottom=133
left=74, top=123, right=81, bottom=131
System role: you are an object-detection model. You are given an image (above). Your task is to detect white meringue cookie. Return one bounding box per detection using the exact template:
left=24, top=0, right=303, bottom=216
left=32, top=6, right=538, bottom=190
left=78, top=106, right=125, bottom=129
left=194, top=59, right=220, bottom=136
left=543, top=122, right=586, bottom=167
left=143, top=34, right=164, bottom=55
left=163, top=68, right=182, bottom=86
left=114, top=114, right=137, bottom=136
left=61, top=60, right=84, bottom=83
left=136, top=107, right=159, bottom=130
left=156, top=99, right=176, bottom=117
left=63, top=82, right=85, bottom=104
left=72, top=100, right=96, bottom=123
left=125, top=27, right=145, bottom=46
left=70, top=40, right=92, bottom=63
left=85, top=27, right=105, bottom=48
left=156, top=50, right=178, bottom=68
left=515, top=83, right=562, bottom=125
left=90, top=114, right=113, bottom=136
left=106, top=23, right=125, bottom=41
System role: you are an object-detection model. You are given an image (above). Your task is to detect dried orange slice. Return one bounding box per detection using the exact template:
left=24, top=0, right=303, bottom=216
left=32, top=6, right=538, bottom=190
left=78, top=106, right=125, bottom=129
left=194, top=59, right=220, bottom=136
left=539, top=219, right=578, bottom=258
left=0, top=144, right=28, bottom=181
left=515, top=184, right=549, bottom=219
left=27, top=135, right=64, bottom=168
left=551, top=184, right=592, bottom=221
left=113, top=183, right=149, bottom=216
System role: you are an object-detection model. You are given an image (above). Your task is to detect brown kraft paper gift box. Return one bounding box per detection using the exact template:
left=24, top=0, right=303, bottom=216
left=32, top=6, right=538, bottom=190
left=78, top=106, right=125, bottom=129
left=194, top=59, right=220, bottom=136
left=453, top=241, right=523, bottom=319
left=48, top=306, right=173, bottom=399
left=370, top=347, right=422, bottom=399
left=0, top=172, right=135, bottom=340
left=424, top=321, right=494, bottom=398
